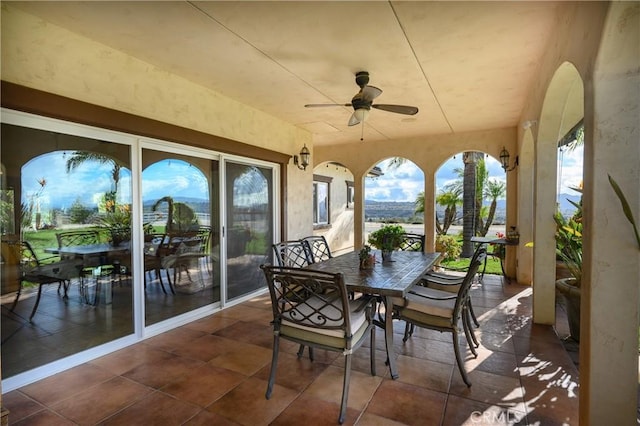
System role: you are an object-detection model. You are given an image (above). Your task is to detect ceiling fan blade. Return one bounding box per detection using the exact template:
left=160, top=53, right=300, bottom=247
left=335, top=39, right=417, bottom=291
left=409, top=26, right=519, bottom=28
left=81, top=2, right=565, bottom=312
left=372, top=104, right=419, bottom=115
left=361, top=86, right=382, bottom=102
left=348, top=112, right=361, bottom=126
left=305, top=103, right=352, bottom=108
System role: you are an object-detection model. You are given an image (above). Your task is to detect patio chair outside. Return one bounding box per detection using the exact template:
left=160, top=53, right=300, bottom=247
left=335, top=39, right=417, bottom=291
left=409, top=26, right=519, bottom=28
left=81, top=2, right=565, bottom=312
left=272, top=240, right=313, bottom=268
left=261, top=265, right=376, bottom=424
left=302, top=235, right=333, bottom=263
left=393, top=248, right=486, bottom=387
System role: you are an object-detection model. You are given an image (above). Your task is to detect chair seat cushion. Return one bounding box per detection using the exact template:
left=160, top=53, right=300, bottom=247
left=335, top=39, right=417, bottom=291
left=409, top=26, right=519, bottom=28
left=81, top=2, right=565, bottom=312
left=393, top=286, right=456, bottom=319
left=281, top=295, right=367, bottom=339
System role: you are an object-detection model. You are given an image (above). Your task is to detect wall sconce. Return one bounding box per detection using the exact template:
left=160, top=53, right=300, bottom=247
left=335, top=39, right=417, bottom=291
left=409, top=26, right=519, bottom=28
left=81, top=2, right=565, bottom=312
left=499, top=146, right=519, bottom=172
left=293, top=144, right=310, bottom=170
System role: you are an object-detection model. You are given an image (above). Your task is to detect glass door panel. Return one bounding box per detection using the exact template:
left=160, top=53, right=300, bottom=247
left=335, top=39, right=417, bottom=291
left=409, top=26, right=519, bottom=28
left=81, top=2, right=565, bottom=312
left=141, top=148, right=220, bottom=326
left=1, top=123, right=133, bottom=378
left=225, top=162, right=273, bottom=301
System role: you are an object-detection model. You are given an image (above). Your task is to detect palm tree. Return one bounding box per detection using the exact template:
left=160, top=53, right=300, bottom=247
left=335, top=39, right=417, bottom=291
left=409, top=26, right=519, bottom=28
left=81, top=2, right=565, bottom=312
left=65, top=151, right=122, bottom=196
left=461, top=151, right=481, bottom=257
left=479, top=179, right=506, bottom=236
left=435, top=189, right=462, bottom=235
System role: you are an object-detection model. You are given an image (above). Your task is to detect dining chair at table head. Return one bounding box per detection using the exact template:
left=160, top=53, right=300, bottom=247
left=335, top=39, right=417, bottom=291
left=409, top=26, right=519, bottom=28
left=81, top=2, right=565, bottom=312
left=272, top=240, right=314, bottom=268
left=302, top=235, right=333, bottom=263
left=393, top=248, right=486, bottom=387
left=398, top=233, right=425, bottom=252
left=260, top=265, right=377, bottom=424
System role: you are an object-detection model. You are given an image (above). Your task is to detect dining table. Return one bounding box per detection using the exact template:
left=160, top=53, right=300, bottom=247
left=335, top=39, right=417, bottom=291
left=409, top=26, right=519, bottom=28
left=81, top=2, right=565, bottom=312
left=470, top=236, right=518, bottom=282
left=306, top=249, right=441, bottom=379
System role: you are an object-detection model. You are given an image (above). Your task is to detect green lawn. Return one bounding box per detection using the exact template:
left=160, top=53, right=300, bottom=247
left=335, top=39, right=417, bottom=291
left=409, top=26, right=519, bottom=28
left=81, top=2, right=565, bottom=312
left=440, top=255, right=503, bottom=275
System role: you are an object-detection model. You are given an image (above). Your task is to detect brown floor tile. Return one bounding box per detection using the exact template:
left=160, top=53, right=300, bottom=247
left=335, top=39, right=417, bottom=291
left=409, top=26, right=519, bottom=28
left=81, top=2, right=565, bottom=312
left=122, top=351, right=206, bottom=389
left=160, top=364, right=246, bottom=407
left=442, top=394, right=527, bottom=425
left=270, top=394, right=360, bottom=426
left=449, top=369, right=525, bottom=409
left=100, top=390, right=201, bottom=425
left=253, top=351, right=329, bottom=392
left=2, top=390, right=46, bottom=423
left=465, top=346, right=520, bottom=378
left=12, top=408, right=76, bottom=426
left=213, top=320, right=274, bottom=348
left=19, top=363, right=116, bottom=407
left=394, top=354, right=453, bottom=393
left=303, top=365, right=383, bottom=411
left=49, top=376, right=152, bottom=424
left=183, top=408, right=242, bottom=425
left=208, top=339, right=273, bottom=376
left=366, top=380, right=447, bottom=426
left=355, top=412, right=409, bottom=425
left=143, top=327, right=207, bottom=352
left=89, top=343, right=175, bottom=376
left=181, top=314, right=240, bottom=334
left=171, top=333, right=247, bottom=362
left=207, top=376, right=299, bottom=425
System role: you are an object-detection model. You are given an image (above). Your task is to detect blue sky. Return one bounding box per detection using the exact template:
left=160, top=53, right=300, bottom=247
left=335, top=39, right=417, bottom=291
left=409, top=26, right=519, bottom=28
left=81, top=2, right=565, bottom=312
left=22, top=146, right=584, bottom=209
left=365, top=146, right=584, bottom=203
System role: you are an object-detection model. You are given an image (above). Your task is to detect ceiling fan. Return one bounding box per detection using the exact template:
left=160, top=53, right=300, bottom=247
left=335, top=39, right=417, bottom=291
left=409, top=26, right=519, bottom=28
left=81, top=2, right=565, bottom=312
left=305, top=71, right=419, bottom=127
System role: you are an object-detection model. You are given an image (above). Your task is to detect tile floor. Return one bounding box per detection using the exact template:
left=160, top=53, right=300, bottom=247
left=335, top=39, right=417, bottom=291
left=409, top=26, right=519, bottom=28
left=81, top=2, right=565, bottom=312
left=2, top=274, right=580, bottom=425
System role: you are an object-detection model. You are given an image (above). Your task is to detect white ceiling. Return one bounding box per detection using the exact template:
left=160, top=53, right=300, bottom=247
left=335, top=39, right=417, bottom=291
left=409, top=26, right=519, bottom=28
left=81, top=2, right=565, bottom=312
left=9, top=1, right=560, bottom=146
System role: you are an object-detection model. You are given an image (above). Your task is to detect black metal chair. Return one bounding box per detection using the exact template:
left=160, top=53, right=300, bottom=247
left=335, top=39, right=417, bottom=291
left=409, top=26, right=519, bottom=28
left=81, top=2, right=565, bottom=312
left=5, top=240, right=80, bottom=320
left=261, top=265, right=376, bottom=424
left=272, top=240, right=314, bottom=268
left=393, top=248, right=486, bottom=387
left=302, top=235, right=333, bottom=263
left=398, top=233, right=425, bottom=252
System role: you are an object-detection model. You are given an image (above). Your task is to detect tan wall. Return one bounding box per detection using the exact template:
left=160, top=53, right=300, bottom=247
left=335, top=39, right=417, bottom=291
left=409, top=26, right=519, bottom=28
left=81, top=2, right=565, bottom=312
left=1, top=5, right=313, bottom=240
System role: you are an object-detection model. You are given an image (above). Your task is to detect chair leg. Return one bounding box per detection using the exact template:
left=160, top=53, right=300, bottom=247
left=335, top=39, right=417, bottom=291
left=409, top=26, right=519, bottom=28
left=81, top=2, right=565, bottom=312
left=469, top=299, right=479, bottom=327
left=453, top=330, right=471, bottom=387
left=10, top=281, right=24, bottom=312
left=370, top=326, right=377, bottom=377
left=339, top=353, right=352, bottom=424
left=462, top=313, right=478, bottom=357
left=266, top=335, right=280, bottom=400
left=29, top=284, right=45, bottom=321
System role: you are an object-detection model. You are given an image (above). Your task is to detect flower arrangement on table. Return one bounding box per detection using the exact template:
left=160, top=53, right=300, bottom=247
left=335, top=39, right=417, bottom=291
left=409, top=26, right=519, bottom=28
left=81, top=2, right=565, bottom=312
left=490, top=231, right=506, bottom=259
left=359, top=244, right=375, bottom=270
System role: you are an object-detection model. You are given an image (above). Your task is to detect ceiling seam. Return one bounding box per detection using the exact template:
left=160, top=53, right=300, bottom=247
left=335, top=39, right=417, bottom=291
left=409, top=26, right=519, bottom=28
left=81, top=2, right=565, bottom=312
left=389, top=1, right=455, bottom=134
left=187, top=1, right=348, bottom=111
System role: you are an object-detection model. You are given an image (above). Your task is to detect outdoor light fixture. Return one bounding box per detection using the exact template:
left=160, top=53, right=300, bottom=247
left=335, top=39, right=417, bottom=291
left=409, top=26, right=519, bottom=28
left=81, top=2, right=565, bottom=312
left=499, top=146, right=519, bottom=172
left=293, top=144, right=311, bottom=170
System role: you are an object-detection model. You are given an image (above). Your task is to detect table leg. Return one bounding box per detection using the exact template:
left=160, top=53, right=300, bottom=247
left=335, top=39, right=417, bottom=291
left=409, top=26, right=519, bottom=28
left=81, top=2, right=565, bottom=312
left=384, top=295, right=399, bottom=379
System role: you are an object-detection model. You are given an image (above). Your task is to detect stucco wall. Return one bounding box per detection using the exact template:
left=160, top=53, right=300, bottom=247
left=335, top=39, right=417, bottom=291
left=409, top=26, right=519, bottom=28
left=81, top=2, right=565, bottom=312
left=1, top=4, right=314, bottom=240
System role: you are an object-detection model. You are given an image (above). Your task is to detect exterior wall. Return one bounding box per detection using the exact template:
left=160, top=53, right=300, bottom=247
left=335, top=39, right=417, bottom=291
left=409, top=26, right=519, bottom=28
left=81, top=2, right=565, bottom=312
left=0, top=4, right=314, bottom=240
left=312, top=163, right=355, bottom=256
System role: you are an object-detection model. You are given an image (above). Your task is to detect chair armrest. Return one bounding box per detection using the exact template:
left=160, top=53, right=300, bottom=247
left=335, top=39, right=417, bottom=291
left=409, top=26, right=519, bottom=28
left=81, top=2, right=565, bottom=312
left=351, top=295, right=376, bottom=313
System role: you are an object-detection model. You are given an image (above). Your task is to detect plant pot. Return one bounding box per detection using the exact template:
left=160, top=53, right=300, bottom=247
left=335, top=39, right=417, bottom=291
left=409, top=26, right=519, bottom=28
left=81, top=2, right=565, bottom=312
left=359, top=254, right=375, bottom=270
left=381, top=250, right=393, bottom=262
left=555, top=277, right=581, bottom=342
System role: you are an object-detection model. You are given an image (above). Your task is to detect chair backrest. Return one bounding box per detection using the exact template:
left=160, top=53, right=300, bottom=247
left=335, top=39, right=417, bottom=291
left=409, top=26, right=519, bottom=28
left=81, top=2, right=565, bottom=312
left=56, top=230, right=101, bottom=248
left=302, top=235, right=333, bottom=263
left=272, top=240, right=313, bottom=268
left=453, top=248, right=487, bottom=319
left=398, top=233, right=425, bottom=252
left=260, top=265, right=351, bottom=338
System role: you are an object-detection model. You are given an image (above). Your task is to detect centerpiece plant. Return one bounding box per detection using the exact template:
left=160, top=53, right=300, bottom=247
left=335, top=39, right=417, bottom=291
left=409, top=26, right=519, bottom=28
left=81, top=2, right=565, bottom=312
left=367, top=224, right=405, bottom=261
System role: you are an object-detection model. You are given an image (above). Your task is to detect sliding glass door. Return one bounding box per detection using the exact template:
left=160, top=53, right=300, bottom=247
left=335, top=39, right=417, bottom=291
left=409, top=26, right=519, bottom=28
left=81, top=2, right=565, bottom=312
left=225, top=161, right=273, bottom=301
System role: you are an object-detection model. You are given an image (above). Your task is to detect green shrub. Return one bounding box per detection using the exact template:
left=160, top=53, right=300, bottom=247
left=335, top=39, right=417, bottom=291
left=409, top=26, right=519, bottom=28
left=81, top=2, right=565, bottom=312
left=435, top=234, right=461, bottom=262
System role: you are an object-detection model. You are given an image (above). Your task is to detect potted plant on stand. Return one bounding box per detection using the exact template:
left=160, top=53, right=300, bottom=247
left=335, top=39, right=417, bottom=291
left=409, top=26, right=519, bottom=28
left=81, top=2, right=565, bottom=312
left=554, top=209, right=582, bottom=342
left=368, top=224, right=405, bottom=262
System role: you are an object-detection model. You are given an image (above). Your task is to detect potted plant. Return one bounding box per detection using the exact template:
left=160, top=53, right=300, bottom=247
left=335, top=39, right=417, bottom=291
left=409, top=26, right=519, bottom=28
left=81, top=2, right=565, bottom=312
left=554, top=206, right=582, bottom=342
left=359, top=244, right=375, bottom=270
left=367, top=224, right=406, bottom=261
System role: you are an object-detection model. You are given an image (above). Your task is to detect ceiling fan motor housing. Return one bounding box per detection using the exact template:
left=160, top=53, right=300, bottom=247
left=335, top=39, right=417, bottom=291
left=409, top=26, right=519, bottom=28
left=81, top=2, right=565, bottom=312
left=355, top=71, right=370, bottom=88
